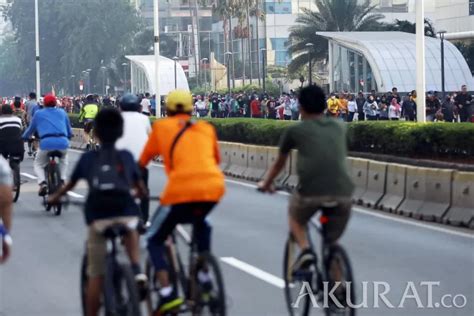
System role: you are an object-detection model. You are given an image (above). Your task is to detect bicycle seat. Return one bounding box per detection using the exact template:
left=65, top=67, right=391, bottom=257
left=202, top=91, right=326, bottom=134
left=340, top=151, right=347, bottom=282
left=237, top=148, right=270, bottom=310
left=102, top=224, right=130, bottom=239
left=47, top=151, right=63, bottom=158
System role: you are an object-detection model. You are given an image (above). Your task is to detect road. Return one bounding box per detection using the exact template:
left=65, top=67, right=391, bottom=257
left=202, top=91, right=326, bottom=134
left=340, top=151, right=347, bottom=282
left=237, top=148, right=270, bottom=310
left=0, top=149, right=473, bottom=316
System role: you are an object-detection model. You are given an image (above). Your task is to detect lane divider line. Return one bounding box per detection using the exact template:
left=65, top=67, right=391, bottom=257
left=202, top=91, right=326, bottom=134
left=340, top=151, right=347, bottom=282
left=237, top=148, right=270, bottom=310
left=220, top=257, right=285, bottom=289
left=67, top=191, right=85, bottom=199
left=20, top=172, right=37, bottom=180
left=176, top=225, right=191, bottom=243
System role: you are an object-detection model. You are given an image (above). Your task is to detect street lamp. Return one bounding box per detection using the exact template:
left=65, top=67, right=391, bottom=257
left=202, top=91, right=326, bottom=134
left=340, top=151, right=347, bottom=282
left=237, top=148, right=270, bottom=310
left=100, top=66, right=107, bottom=95
left=437, top=30, right=447, bottom=98
left=173, top=56, right=179, bottom=90
left=86, top=69, right=92, bottom=94
left=34, top=0, right=41, bottom=96
left=260, top=48, right=267, bottom=92
left=121, top=62, right=128, bottom=93
left=306, top=43, right=314, bottom=86
left=224, top=52, right=233, bottom=95
left=71, top=75, right=76, bottom=96
left=201, top=58, right=209, bottom=91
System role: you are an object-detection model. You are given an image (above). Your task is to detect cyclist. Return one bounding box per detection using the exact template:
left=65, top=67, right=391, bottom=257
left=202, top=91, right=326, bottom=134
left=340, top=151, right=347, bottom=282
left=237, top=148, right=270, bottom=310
left=115, top=93, right=152, bottom=224
left=22, top=94, right=72, bottom=196
left=12, top=99, right=27, bottom=129
left=258, top=85, right=354, bottom=270
left=25, top=93, right=42, bottom=156
left=0, top=104, right=24, bottom=162
left=139, top=90, right=225, bottom=315
left=79, top=94, right=99, bottom=148
left=48, top=108, right=147, bottom=316
left=0, top=155, right=13, bottom=264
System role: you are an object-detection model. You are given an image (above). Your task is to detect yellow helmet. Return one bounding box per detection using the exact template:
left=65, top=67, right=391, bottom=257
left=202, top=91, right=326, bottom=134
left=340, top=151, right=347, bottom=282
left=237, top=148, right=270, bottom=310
left=166, top=90, right=193, bottom=113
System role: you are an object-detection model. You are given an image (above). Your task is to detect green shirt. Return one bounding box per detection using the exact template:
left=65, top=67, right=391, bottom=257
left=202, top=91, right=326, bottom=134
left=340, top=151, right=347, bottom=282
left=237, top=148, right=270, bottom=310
left=279, top=117, right=354, bottom=197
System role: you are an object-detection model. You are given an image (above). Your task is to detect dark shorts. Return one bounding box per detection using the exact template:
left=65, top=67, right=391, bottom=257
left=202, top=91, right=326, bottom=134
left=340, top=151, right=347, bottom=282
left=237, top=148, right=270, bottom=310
left=83, top=119, right=94, bottom=133
left=289, top=193, right=352, bottom=243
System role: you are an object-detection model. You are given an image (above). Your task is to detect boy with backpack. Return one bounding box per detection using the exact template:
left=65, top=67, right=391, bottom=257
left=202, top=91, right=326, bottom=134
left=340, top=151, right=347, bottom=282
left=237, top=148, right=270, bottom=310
left=48, top=108, right=147, bottom=316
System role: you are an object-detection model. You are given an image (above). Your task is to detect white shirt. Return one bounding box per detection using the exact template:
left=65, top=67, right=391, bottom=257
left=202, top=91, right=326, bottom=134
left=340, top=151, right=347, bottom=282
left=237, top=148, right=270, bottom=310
left=348, top=101, right=357, bottom=113
left=141, top=98, right=151, bottom=114
left=116, top=112, right=151, bottom=162
left=0, top=156, right=11, bottom=186
left=195, top=100, right=206, bottom=110
left=389, top=104, right=401, bottom=119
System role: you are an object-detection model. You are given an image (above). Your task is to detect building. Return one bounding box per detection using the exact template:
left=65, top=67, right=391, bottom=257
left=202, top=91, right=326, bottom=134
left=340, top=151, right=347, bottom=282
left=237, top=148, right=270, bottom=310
left=317, top=32, right=474, bottom=93
left=0, top=0, right=9, bottom=43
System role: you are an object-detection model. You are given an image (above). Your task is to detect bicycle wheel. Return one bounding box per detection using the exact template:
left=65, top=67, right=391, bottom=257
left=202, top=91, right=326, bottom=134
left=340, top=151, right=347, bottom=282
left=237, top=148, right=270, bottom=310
left=80, top=253, right=88, bottom=316
left=104, top=259, right=142, bottom=316
left=190, top=252, right=226, bottom=316
left=10, top=161, right=20, bottom=202
left=323, top=244, right=355, bottom=316
left=48, top=164, right=62, bottom=216
left=284, top=237, right=319, bottom=316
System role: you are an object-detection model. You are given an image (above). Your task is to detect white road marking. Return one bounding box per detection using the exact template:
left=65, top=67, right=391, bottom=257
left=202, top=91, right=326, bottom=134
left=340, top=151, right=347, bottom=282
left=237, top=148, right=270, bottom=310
left=68, top=148, right=474, bottom=239
left=20, top=172, right=37, bottom=180
left=220, top=257, right=285, bottom=289
left=67, top=191, right=85, bottom=199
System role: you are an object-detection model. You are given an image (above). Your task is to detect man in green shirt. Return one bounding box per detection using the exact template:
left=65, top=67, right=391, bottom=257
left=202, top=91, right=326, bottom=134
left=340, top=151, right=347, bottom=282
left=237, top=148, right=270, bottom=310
left=259, top=85, right=354, bottom=269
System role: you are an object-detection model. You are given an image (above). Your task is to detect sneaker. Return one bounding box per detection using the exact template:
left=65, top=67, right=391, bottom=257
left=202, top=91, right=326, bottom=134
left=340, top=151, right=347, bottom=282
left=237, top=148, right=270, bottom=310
left=38, top=182, right=48, bottom=196
left=292, top=248, right=316, bottom=271
left=135, top=273, right=148, bottom=301
left=156, top=292, right=184, bottom=315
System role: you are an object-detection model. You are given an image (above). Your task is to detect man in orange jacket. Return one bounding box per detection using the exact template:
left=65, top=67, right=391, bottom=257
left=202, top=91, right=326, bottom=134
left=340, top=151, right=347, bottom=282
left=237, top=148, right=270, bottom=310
left=139, top=90, right=225, bottom=315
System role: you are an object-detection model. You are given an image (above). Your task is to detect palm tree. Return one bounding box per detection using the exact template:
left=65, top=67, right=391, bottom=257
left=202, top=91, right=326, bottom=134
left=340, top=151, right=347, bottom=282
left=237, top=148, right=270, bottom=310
left=385, top=18, right=437, bottom=37
left=287, top=0, right=384, bottom=73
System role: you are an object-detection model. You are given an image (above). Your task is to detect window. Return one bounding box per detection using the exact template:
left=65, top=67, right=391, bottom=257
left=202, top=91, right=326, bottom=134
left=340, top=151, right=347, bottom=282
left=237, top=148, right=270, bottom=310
left=470, top=0, right=474, bottom=15
left=265, top=1, right=292, bottom=14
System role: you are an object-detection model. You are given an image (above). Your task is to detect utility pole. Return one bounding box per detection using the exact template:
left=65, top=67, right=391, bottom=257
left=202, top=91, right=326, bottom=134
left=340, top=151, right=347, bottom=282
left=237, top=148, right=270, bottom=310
left=416, top=0, right=426, bottom=122
left=154, top=0, right=161, bottom=117
left=34, top=0, right=41, bottom=96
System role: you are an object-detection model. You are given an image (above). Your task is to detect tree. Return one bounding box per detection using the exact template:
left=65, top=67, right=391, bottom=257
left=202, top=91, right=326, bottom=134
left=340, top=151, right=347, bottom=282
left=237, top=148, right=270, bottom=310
left=384, top=18, right=436, bottom=37
left=287, top=0, right=384, bottom=73
left=456, top=42, right=474, bottom=75
left=1, top=0, right=140, bottom=95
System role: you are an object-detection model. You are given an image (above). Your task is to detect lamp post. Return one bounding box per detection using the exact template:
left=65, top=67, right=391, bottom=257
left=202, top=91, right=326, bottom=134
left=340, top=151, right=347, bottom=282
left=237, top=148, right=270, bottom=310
left=224, top=52, right=233, bottom=95
left=173, top=56, right=179, bottom=90
left=153, top=0, right=161, bottom=117
left=260, top=48, right=267, bottom=92
left=305, top=43, right=314, bottom=86
left=437, top=30, right=447, bottom=98
left=71, top=75, right=76, bottom=96
left=121, top=62, right=128, bottom=93
left=201, top=57, right=208, bottom=91
left=86, top=69, right=92, bottom=94
left=34, top=0, right=41, bottom=96
left=415, top=0, right=426, bottom=122
left=100, top=66, right=107, bottom=95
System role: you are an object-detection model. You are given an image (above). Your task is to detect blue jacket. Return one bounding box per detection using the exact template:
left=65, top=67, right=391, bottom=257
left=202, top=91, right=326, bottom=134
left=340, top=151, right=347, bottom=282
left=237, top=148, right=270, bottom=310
left=23, top=107, right=73, bottom=150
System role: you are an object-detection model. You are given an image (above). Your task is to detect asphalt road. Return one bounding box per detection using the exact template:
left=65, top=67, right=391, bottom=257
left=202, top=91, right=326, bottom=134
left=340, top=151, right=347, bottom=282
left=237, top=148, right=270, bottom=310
left=0, top=149, right=473, bottom=316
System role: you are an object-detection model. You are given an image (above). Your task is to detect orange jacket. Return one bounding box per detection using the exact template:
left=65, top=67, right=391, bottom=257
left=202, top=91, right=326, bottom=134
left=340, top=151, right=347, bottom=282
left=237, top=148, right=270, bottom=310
left=139, top=114, right=225, bottom=205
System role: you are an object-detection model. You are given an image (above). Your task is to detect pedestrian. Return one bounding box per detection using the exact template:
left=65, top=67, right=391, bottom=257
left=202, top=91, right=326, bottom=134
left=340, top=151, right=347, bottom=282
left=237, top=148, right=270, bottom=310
left=363, top=95, right=378, bottom=121
left=426, top=92, right=441, bottom=122
left=378, top=102, right=389, bottom=120
left=389, top=98, right=401, bottom=121
left=140, top=92, right=151, bottom=116
left=441, top=94, right=455, bottom=122
left=454, top=85, right=472, bottom=122
left=290, top=94, right=299, bottom=120
left=338, top=93, right=348, bottom=121
left=347, top=94, right=356, bottom=122
left=356, top=91, right=366, bottom=121
left=326, top=93, right=340, bottom=118
left=402, top=94, right=416, bottom=121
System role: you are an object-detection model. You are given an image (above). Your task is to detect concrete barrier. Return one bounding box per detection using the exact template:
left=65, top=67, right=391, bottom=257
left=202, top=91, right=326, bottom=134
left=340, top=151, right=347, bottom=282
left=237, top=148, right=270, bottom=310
left=218, top=142, right=232, bottom=171
left=242, top=145, right=268, bottom=181
left=349, top=158, right=369, bottom=204
left=285, top=150, right=299, bottom=190
left=377, top=164, right=406, bottom=213
left=444, top=172, right=474, bottom=228
left=397, top=166, right=428, bottom=217
left=263, top=147, right=290, bottom=187
left=226, top=144, right=248, bottom=178
left=415, top=169, right=453, bottom=222
left=360, top=161, right=387, bottom=208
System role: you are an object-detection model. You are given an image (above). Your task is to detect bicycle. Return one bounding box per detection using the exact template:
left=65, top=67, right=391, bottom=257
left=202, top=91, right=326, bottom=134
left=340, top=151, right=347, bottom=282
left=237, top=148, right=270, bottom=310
left=2, top=153, right=21, bottom=202
left=43, top=151, right=64, bottom=216
left=80, top=223, right=142, bottom=316
left=283, top=207, right=355, bottom=316
left=145, top=206, right=226, bottom=316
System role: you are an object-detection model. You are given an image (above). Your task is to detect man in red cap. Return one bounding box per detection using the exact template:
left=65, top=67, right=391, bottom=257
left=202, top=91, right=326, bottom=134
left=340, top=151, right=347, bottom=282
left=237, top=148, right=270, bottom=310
left=23, top=94, right=73, bottom=195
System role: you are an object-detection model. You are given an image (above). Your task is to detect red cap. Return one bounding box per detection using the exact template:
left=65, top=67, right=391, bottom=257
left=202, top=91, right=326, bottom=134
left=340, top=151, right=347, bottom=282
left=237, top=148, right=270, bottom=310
left=44, top=94, right=57, bottom=106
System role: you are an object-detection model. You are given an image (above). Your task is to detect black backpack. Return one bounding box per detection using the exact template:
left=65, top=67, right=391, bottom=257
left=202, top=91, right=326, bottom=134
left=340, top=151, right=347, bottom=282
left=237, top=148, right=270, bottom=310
left=87, top=149, right=132, bottom=212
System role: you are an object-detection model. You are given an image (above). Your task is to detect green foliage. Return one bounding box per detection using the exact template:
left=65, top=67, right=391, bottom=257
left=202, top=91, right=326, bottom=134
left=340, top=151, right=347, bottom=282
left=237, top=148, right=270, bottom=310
left=287, top=0, right=385, bottom=73
left=455, top=42, right=474, bottom=76
left=383, top=18, right=437, bottom=37
left=1, top=0, right=140, bottom=95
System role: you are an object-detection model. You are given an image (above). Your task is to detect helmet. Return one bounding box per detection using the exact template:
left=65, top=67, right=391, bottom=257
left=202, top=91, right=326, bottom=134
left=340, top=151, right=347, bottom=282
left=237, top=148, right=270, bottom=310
left=119, top=93, right=140, bottom=112
left=166, top=90, right=193, bottom=113
left=43, top=94, right=57, bottom=107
